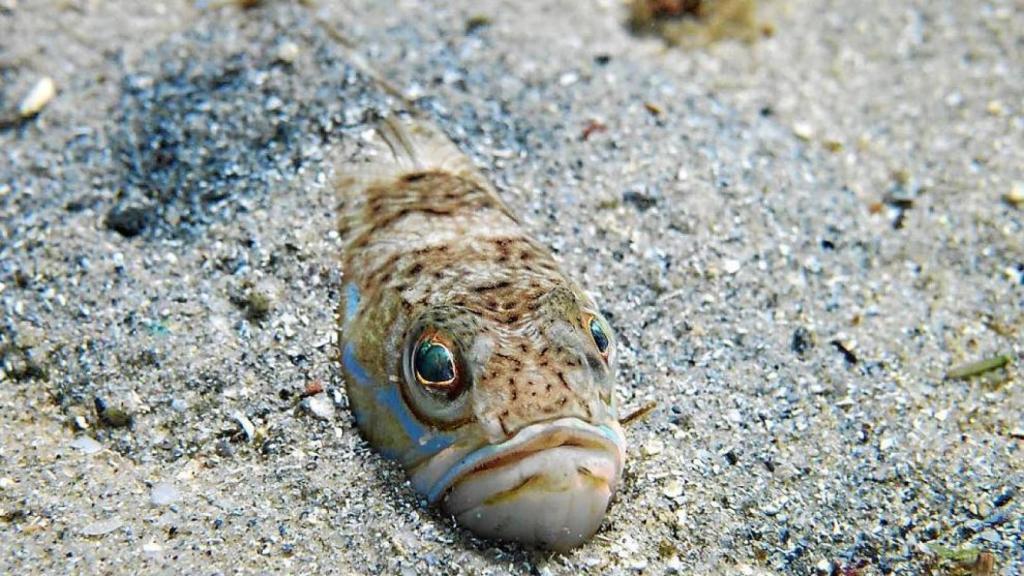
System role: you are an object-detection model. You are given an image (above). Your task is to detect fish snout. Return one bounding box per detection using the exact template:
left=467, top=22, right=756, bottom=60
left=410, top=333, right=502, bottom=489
left=440, top=418, right=625, bottom=551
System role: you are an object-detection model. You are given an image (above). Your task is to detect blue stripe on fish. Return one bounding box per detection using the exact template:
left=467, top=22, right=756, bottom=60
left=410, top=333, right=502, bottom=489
left=343, top=341, right=454, bottom=463
left=344, top=283, right=361, bottom=325
left=375, top=385, right=455, bottom=463
left=343, top=342, right=373, bottom=387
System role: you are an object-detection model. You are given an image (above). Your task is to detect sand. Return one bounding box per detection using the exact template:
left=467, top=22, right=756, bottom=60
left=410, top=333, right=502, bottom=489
left=0, top=1, right=1021, bottom=574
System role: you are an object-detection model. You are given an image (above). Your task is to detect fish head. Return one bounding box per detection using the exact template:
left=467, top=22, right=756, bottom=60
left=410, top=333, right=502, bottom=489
left=343, top=280, right=625, bottom=551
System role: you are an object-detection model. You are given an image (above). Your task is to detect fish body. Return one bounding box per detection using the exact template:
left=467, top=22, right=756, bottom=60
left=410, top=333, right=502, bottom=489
left=336, top=117, right=624, bottom=551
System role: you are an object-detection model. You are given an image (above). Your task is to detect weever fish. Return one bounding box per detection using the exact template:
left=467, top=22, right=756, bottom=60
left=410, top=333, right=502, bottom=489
left=335, top=116, right=626, bottom=551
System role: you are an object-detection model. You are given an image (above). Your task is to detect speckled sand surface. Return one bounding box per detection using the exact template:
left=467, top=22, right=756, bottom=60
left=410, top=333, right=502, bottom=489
left=1, top=1, right=1022, bottom=574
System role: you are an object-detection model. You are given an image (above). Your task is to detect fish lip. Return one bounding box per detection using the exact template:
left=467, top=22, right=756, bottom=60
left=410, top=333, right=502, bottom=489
left=425, top=417, right=625, bottom=505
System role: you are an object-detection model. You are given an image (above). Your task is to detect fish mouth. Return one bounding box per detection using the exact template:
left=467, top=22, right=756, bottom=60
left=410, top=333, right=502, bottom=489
left=424, top=417, right=626, bottom=551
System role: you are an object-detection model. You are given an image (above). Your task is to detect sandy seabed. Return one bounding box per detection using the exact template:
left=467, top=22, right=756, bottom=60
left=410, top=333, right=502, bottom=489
left=1, top=1, right=1021, bottom=574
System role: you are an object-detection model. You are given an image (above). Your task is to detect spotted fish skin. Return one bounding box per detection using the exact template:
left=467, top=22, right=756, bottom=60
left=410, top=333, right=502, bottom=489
left=336, top=117, right=624, bottom=550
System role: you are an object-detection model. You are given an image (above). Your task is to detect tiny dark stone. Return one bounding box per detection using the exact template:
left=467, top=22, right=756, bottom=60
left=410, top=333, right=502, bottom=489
left=790, top=327, right=814, bottom=357
left=94, top=397, right=132, bottom=428
left=622, top=189, right=659, bottom=211
left=105, top=204, right=155, bottom=238
left=215, top=439, right=235, bottom=458
left=993, top=488, right=1015, bottom=508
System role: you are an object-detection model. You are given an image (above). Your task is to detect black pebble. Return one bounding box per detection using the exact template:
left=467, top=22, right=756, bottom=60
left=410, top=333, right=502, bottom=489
left=105, top=205, right=154, bottom=238
left=790, top=327, right=814, bottom=357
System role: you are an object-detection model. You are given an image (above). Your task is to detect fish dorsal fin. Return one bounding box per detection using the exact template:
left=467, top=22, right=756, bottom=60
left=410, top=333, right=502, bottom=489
left=374, top=115, right=480, bottom=178
left=335, top=115, right=516, bottom=244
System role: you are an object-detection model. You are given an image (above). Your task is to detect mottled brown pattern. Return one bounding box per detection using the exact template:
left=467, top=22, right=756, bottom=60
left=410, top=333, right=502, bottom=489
left=336, top=118, right=618, bottom=467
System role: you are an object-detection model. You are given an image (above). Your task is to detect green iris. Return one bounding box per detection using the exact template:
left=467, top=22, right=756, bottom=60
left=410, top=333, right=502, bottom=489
left=589, top=317, right=610, bottom=354
left=414, top=340, right=456, bottom=384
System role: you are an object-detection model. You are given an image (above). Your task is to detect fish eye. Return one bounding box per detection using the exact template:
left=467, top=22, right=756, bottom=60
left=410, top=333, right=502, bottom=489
left=413, top=334, right=459, bottom=392
left=401, top=313, right=475, bottom=428
left=586, top=314, right=611, bottom=358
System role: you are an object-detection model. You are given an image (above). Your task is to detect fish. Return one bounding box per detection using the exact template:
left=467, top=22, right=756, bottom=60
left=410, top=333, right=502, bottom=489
left=335, top=116, right=626, bottom=551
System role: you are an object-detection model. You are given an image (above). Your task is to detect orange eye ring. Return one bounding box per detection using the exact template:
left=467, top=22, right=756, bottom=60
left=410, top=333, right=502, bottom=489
left=413, top=332, right=460, bottom=393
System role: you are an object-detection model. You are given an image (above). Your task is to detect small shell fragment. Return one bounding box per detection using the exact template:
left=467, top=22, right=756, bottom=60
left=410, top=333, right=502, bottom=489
left=70, top=436, right=103, bottom=455
left=231, top=410, right=256, bottom=442
left=150, top=482, right=180, bottom=506
left=275, top=41, right=300, bottom=64
left=662, top=479, right=683, bottom=498
left=1005, top=182, right=1024, bottom=207
left=17, top=77, right=56, bottom=118
left=642, top=439, right=664, bottom=456
left=792, top=121, right=815, bottom=141
left=81, top=517, right=123, bottom=537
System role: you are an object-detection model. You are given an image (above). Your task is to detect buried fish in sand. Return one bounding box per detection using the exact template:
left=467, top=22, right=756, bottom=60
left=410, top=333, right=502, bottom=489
left=336, top=117, right=627, bottom=551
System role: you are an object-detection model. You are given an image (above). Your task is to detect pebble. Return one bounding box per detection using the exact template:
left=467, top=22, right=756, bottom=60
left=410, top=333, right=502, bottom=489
left=17, top=76, right=56, bottom=117
left=558, top=72, right=579, bottom=86
left=216, top=439, right=235, bottom=458
left=722, top=259, right=742, bottom=275
left=1005, top=181, right=1024, bottom=206
left=70, top=436, right=103, bottom=455
left=142, top=542, right=163, bottom=556
left=642, top=439, right=664, bottom=456
left=792, top=121, right=815, bottom=141
left=232, top=410, right=256, bottom=442
left=151, top=482, right=180, bottom=506
left=992, top=489, right=1015, bottom=508
left=674, top=509, right=687, bottom=529
left=977, top=529, right=1001, bottom=543
left=275, top=41, right=300, bottom=64
left=662, top=479, right=683, bottom=498
left=302, top=395, right=335, bottom=421
left=81, top=517, right=123, bottom=537
left=170, top=398, right=188, bottom=412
